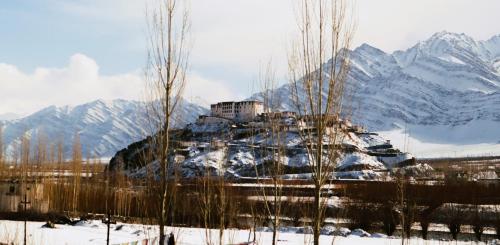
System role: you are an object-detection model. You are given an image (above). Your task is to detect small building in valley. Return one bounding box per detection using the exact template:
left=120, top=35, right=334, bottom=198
left=0, top=181, right=48, bottom=213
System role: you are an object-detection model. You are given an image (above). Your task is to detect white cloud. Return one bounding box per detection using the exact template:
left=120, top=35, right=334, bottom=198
left=190, top=0, right=295, bottom=75
left=352, top=0, right=500, bottom=52
left=3, top=0, right=500, bottom=117
left=184, top=73, right=243, bottom=107
left=0, top=53, right=143, bottom=115
left=49, top=0, right=500, bottom=55
left=38, top=0, right=500, bottom=101
left=0, top=54, right=234, bottom=115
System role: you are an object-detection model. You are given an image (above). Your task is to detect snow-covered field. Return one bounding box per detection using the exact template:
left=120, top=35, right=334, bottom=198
left=1, top=220, right=497, bottom=245
left=378, top=127, right=500, bottom=159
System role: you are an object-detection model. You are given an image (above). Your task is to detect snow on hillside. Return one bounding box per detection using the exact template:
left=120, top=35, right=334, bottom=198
left=4, top=31, right=499, bottom=159
left=0, top=99, right=208, bottom=158
left=248, top=31, right=500, bottom=157
left=123, top=119, right=412, bottom=180
left=336, top=152, right=386, bottom=171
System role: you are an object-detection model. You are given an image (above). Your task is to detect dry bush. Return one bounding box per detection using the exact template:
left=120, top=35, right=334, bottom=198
left=471, top=205, right=484, bottom=241
left=345, top=201, right=377, bottom=231
left=494, top=205, right=500, bottom=239
left=381, top=203, right=398, bottom=236
left=420, top=218, right=430, bottom=240
left=443, top=204, right=463, bottom=240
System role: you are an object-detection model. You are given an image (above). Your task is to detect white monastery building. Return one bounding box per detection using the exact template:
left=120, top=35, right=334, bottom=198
left=210, top=101, right=264, bottom=122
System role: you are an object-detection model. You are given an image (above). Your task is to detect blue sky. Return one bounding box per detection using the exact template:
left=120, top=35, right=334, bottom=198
left=1, top=0, right=500, bottom=115
left=0, top=0, right=144, bottom=74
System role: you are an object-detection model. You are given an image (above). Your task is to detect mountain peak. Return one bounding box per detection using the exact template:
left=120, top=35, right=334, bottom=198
left=487, top=34, right=500, bottom=42
left=418, top=31, right=480, bottom=54
left=484, top=34, right=500, bottom=58
left=429, top=31, right=471, bottom=41
left=354, top=43, right=387, bottom=56
left=90, top=99, right=118, bottom=107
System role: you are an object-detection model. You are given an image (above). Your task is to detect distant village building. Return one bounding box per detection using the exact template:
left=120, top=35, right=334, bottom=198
left=196, top=115, right=233, bottom=125
left=260, top=111, right=296, bottom=120
left=210, top=101, right=264, bottom=122
left=0, top=181, right=48, bottom=213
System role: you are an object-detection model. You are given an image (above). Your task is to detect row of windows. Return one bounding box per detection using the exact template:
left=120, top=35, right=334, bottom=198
left=212, top=102, right=262, bottom=108
left=216, top=106, right=253, bottom=112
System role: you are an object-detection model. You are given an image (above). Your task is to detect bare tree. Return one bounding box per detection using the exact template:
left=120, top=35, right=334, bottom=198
left=144, top=0, right=190, bottom=243
left=198, top=158, right=214, bottom=245
left=0, top=125, right=4, bottom=175
left=471, top=205, right=484, bottom=241
left=11, top=139, right=20, bottom=178
left=495, top=205, right=500, bottom=239
left=258, top=63, right=285, bottom=245
left=446, top=203, right=463, bottom=240
left=49, top=143, right=56, bottom=169
left=35, top=130, right=48, bottom=167
left=288, top=0, right=355, bottom=244
left=72, top=133, right=83, bottom=216
left=395, top=173, right=416, bottom=244
left=57, top=136, right=64, bottom=175
left=216, top=147, right=228, bottom=245
left=21, top=133, right=31, bottom=178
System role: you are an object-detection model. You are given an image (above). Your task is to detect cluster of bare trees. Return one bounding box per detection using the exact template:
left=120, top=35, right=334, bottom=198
left=0, top=134, right=69, bottom=178
left=195, top=144, right=240, bottom=245
left=0, top=125, right=115, bottom=217
left=343, top=180, right=500, bottom=242
left=139, top=0, right=355, bottom=244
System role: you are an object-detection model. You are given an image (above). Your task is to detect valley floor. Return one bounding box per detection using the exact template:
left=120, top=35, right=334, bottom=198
left=1, top=220, right=498, bottom=245
left=378, top=128, right=500, bottom=159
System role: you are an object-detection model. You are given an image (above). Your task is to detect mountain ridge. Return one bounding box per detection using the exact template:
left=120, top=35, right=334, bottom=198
left=2, top=31, right=499, bottom=159
left=0, top=98, right=208, bottom=159
left=248, top=31, right=500, bottom=153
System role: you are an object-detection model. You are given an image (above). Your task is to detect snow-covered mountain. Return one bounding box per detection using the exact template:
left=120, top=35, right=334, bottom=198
left=0, top=99, right=208, bottom=159
left=249, top=31, right=500, bottom=157
left=3, top=31, right=498, bottom=159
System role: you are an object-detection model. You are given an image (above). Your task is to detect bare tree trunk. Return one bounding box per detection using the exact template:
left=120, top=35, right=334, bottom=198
left=12, top=140, right=19, bottom=178
left=72, top=133, right=82, bottom=217
left=144, top=0, right=190, bottom=244
left=199, top=154, right=213, bottom=245
left=217, top=175, right=226, bottom=245
left=0, top=125, right=4, bottom=176
left=36, top=130, right=48, bottom=168
left=258, top=63, right=284, bottom=245
left=396, top=175, right=405, bottom=245
left=288, top=1, right=355, bottom=244
left=21, top=133, right=31, bottom=178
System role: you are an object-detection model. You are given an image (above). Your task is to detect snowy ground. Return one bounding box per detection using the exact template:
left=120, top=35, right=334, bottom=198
left=1, top=220, right=498, bottom=245
left=378, top=127, right=500, bottom=158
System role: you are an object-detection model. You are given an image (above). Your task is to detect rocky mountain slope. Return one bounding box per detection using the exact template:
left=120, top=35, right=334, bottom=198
left=3, top=31, right=498, bottom=160
left=110, top=117, right=415, bottom=180
left=249, top=31, right=500, bottom=150
left=0, top=99, right=208, bottom=158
